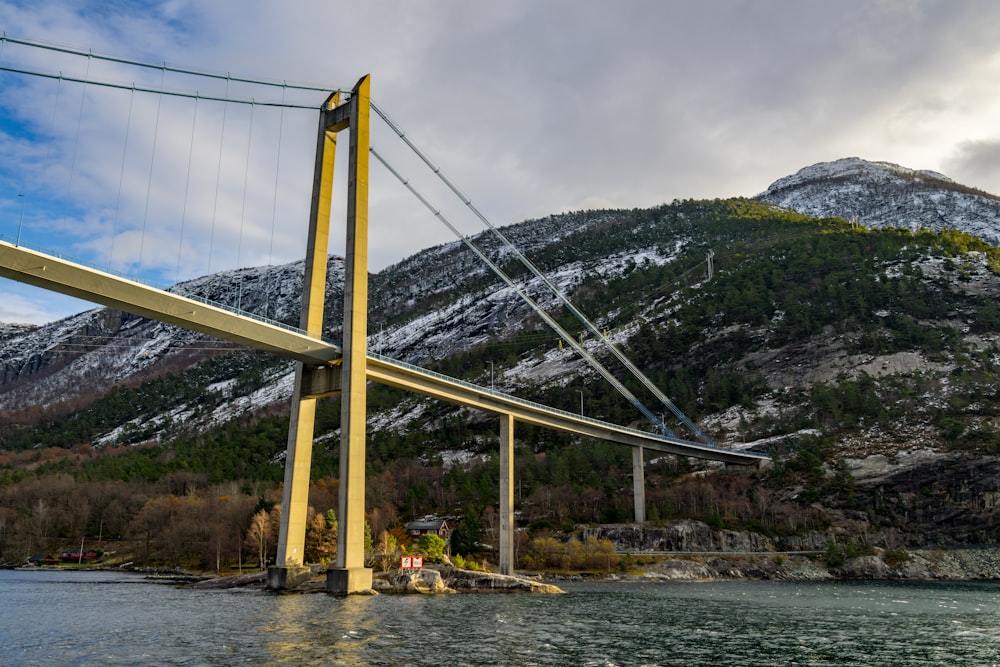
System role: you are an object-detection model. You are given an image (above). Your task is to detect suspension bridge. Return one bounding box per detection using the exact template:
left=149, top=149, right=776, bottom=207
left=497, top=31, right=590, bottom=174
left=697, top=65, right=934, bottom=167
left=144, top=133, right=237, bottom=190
left=0, top=37, right=768, bottom=593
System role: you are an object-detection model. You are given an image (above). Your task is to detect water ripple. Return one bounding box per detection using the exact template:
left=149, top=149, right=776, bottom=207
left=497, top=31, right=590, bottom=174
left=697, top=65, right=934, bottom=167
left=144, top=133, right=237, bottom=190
left=2, top=572, right=999, bottom=665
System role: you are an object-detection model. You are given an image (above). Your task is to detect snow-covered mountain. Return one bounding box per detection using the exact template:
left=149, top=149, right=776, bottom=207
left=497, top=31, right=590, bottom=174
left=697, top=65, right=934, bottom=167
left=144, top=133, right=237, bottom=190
left=756, top=157, right=1000, bottom=246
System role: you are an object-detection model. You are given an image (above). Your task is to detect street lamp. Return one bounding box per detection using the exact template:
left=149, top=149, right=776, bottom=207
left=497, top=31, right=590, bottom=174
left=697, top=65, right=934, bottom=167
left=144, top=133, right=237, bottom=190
left=16, top=193, right=25, bottom=245
left=487, top=360, right=494, bottom=391
left=576, top=389, right=584, bottom=416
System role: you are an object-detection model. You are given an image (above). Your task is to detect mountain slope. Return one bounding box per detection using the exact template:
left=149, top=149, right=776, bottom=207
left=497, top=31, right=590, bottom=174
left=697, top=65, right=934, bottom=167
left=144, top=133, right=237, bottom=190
left=2, top=166, right=1000, bottom=558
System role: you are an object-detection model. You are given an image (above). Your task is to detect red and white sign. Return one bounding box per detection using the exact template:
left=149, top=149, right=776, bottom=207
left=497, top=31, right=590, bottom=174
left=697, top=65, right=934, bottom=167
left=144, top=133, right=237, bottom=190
left=400, top=555, right=424, bottom=569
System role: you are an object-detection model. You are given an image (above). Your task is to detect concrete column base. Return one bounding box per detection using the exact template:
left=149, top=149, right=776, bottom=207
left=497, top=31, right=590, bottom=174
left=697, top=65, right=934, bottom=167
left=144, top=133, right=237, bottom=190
left=326, top=567, right=374, bottom=595
left=266, top=565, right=313, bottom=591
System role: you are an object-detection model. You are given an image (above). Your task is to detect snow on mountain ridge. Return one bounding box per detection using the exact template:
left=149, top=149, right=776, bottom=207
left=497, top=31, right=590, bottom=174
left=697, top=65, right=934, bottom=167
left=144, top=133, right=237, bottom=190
left=756, top=157, right=1000, bottom=246
left=762, top=157, right=954, bottom=195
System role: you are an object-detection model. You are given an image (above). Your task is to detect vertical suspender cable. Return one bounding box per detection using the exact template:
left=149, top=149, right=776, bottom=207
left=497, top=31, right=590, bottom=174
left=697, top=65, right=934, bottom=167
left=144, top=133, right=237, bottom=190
left=236, top=100, right=256, bottom=311
left=66, top=52, right=92, bottom=200
left=208, top=75, right=232, bottom=275
left=29, top=73, right=66, bottom=249
left=2, top=35, right=28, bottom=246
left=109, top=84, right=136, bottom=270
left=265, top=85, right=288, bottom=320
left=176, top=94, right=200, bottom=284
left=138, top=64, right=167, bottom=277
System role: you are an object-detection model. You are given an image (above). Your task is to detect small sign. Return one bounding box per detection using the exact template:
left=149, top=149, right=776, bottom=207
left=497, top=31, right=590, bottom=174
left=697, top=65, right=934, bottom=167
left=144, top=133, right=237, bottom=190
left=400, top=555, right=424, bottom=569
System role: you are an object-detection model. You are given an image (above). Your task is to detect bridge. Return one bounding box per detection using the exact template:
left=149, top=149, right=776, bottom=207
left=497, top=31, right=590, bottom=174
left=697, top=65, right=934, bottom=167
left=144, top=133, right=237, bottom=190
left=0, top=41, right=768, bottom=593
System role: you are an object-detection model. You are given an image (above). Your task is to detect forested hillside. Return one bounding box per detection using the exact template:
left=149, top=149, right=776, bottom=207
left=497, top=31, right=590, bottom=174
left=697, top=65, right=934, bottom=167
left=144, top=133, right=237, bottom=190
left=2, top=197, right=1000, bottom=570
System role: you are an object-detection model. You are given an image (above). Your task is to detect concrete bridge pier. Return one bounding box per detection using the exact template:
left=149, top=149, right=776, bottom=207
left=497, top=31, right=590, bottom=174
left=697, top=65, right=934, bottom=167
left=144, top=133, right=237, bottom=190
left=268, top=85, right=343, bottom=592
left=326, top=74, right=374, bottom=595
left=499, top=414, right=515, bottom=575
left=266, top=368, right=320, bottom=590
left=633, top=446, right=646, bottom=523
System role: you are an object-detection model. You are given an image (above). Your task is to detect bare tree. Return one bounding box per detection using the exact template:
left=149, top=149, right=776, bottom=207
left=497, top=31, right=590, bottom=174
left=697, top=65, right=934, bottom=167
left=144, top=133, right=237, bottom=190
left=245, top=510, right=270, bottom=570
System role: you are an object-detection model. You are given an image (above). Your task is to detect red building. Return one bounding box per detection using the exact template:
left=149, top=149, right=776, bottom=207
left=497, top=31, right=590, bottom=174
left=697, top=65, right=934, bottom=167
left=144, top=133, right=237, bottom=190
left=405, top=519, right=449, bottom=541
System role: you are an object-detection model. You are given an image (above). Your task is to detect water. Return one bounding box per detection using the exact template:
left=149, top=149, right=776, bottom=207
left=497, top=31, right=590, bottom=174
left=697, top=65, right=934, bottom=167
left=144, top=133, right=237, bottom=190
left=2, top=570, right=999, bottom=666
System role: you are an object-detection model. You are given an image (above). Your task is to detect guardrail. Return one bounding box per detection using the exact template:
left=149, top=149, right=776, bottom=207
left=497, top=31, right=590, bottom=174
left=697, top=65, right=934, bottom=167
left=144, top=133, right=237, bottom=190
left=368, top=352, right=770, bottom=460
left=0, top=235, right=339, bottom=346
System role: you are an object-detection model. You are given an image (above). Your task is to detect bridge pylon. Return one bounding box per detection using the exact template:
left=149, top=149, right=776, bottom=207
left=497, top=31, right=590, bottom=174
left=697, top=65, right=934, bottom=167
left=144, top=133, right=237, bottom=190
left=267, top=74, right=373, bottom=594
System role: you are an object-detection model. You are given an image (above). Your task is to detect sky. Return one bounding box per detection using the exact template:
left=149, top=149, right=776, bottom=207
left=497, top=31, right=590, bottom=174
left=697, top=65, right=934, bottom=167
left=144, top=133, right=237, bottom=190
left=2, top=0, right=1000, bottom=324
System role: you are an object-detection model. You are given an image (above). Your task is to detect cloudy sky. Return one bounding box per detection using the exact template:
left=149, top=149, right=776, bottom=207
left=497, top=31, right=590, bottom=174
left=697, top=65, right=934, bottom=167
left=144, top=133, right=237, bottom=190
left=1, top=0, right=1000, bottom=324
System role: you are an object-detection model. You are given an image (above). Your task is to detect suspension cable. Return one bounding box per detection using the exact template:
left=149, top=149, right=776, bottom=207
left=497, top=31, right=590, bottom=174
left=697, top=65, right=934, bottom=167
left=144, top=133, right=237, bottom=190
left=372, top=102, right=708, bottom=441
left=370, top=146, right=669, bottom=433
left=0, top=34, right=336, bottom=95
left=0, top=62, right=324, bottom=109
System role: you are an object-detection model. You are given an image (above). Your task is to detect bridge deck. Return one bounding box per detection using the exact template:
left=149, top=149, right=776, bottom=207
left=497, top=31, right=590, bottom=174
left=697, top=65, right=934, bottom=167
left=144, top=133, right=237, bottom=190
left=0, top=240, right=340, bottom=364
left=0, top=240, right=768, bottom=465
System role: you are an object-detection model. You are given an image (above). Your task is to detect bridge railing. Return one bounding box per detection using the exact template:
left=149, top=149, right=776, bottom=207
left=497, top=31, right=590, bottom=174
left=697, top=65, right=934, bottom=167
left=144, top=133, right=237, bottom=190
left=1, top=234, right=338, bottom=346
left=367, top=351, right=762, bottom=458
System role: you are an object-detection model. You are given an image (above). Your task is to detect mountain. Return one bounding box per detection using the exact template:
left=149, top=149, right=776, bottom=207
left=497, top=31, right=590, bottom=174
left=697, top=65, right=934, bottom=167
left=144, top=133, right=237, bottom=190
left=756, top=157, right=1000, bottom=246
left=2, top=165, right=1000, bottom=567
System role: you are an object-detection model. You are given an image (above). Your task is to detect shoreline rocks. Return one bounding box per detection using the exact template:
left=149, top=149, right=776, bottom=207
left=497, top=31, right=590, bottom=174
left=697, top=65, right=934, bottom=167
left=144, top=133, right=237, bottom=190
left=609, top=547, right=1000, bottom=582
left=374, top=565, right=563, bottom=594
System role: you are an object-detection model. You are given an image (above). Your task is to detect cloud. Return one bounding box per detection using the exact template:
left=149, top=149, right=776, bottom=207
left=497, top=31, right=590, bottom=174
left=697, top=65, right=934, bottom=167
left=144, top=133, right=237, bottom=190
left=0, top=284, right=94, bottom=325
left=944, top=139, right=1000, bottom=194
left=3, top=0, right=1000, bottom=323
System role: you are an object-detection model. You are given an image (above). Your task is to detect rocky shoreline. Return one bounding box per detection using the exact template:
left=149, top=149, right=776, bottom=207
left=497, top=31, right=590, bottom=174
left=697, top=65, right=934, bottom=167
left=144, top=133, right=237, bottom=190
left=18, top=545, right=997, bottom=593
left=185, top=563, right=564, bottom=594
left=583, top=547, right=1000, bottom=583
left=182, top=545, right=1000, bottom=594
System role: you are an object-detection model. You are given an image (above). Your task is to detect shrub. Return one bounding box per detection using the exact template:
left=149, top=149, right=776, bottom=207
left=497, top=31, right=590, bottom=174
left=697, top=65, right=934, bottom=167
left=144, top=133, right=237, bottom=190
left=416, top=533, right=446, bottom=563
left=883, top=549, right=910, bottom=569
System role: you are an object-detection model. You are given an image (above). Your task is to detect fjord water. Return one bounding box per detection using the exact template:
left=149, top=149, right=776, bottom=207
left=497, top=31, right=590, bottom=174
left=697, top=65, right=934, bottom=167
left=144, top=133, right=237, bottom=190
left=2, top=569, right=998, bottom=666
